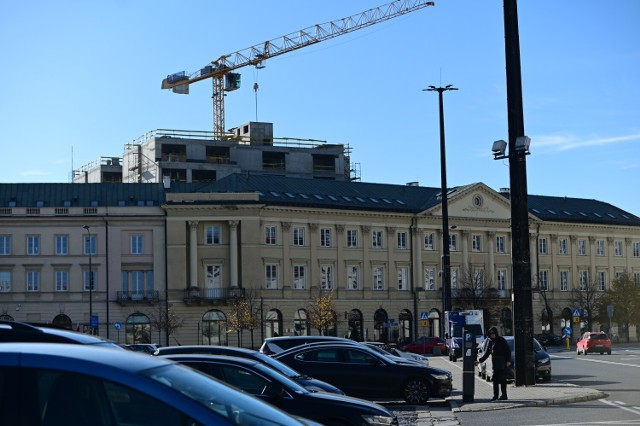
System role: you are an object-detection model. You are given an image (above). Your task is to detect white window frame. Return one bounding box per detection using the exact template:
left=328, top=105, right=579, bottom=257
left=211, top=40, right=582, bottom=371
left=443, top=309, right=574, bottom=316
left=372, top=231, right=383, bottom=249
left=397, top=231, right=407, bottom=250
left=633, top=241, right=640, bottom=257
left=0, top=236, right=10, bottom=255
left=320, top=228, right=332, bottom=248
left=293, top=227, right=305, bottom=247
left=559, top=238, right=568, bottom=255
left=578, top=239, right=587, bottom=256
left=579, top=270, right=589, bottom=291
left=346, top=229, right=358, bottom=248
left=265, top=225, right=277, bottom=245
left=449, top=234, right=458, bottom=251
left=321, top=265, right=333, bottom=290
left=55, top=270, right=69, bottom=291
left=472, top=235, right=482, bottom=252
left=496, top=236, right=505, bottom=254
left=27, top=270, right=40, bottom=291
left=597, top=271, right=607, bottom=291
left=293, top=265, right=306, bottom=289
left=131, top=234, right=144, bottom=255
left=539, top=270, right=549, bottom=291
left=397, top=266, right=409, bottom=291
left=0, top=271, right=10, bottom=292
left=614, top=240, right=623, bottom=257
left=596, top=239, right=605, bottom=256
left=560, top=271, right=569, bottom=292
left=84, top=270, right=96, bottom=291
left=205, top=225, right=221, bottom=245
left=347, top=265, right=359, bottom=290
left=473, top=268, right=485, bottom=293
left=55, top=235, right=68, bottom=256
left=204, top=264, right=222, bottom=298
left=424, top=233, right=434, bottom=250
left=497, top=269, right=508, bottom=291
left=27, top=235, right=40, bottom=255
left=84, top=234, right=96, bottom=255
left=372, top=266, right=385, bottom=291
left=539, top=238, right=548, bottom=255
left=265, top=264, right=278, bottom=289
left=451, top=268, right=459, bottom=291
left=424, top=267, right=436, bottom=291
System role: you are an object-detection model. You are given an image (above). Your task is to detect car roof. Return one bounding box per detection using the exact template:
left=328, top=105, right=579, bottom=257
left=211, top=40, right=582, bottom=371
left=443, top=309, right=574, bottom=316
left=0, top=320, right=120, bottom=347
left=156, top=345, right=257, bottom=356
left=164, top=353, right=260, bottom=366
left=265, top=336, right=352, bottom=343
left=274, top=341, right=390, bottom=358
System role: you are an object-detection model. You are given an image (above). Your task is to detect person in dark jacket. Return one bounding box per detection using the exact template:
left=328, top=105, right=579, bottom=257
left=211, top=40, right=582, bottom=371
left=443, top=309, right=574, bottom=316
left=477, top=326, right=511, bottom=401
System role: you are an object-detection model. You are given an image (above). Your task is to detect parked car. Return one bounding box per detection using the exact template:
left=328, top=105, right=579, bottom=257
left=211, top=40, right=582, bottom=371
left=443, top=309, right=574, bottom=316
left=0, top=320, right=121, bottom=349
left=0, top=343, right=316, bottom=426
left=155, top=345, right=344, bottom=394
left=363, top=341, right=430, bottom=366
left=401, top=336, right=447, bottom=355
left=273, top=342, right=452, bottom=404
left=164, top=354, right=398, bottom=426
left=259, top=335, right=353, bottom=355
left=535, top=333, right=564, bottom=346
left=123, top=343, right=158, bottom=354
left=477, top=336, right=551, bottom=382
left=576, top=331, right=612, bottom=355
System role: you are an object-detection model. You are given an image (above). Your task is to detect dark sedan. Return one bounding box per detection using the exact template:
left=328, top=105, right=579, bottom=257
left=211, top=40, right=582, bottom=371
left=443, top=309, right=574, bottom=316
left=273, top=342, right=452, bottom=404
left=155, top=345, right=343, bottom=394
left=165, top=354, right=398, bottom=426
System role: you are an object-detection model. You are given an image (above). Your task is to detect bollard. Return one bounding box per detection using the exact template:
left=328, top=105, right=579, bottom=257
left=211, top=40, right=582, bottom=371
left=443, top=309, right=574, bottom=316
left=565, top=337, right=570, bottom=351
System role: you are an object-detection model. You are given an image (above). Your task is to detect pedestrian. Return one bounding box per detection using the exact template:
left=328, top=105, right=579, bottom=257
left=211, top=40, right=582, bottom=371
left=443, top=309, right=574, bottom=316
left=476, top=326, right=511, bottom=401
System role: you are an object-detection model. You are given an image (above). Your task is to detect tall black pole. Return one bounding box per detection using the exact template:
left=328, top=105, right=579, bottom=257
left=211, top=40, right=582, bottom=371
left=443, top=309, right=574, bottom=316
left=503, top=0, right=535, bottom=386
left=425, top=84, right=457, bottom=320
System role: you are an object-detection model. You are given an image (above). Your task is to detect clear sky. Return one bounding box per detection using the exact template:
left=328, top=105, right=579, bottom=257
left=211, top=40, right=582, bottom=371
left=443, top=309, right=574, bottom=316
left=1, top=1, right=639, bottom=215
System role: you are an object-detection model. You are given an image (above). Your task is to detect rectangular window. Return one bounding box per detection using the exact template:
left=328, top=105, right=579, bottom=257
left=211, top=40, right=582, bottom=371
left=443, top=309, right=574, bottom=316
left=205, top=225, right=221, bottom=245
left=0, top=236, right=10, bottom=255
left=614, top=240, right=623, bottom=257
left=55, top=235, right=68, bottom=256
left=84, top=235, right=96, bottom=255
left=424, top=267, right=436, bottom=291
left=496, top=236, right=505, bottom=254
left=597, top=271, right=607, bottom=291
left=578, top=239, right=587, bottom=256
left=347, top=265, right=359, bottom=290
left=451, top=268, right=459, bottom=291
left=204, top=265, right=222, bottom=299
left=293, top=227, right=305, bottom=247
left=424, top=233, right=434, bottom=250
left=373, top=267, right=385, bottom=291
left=560, top=271, right=569, bottom=292
left=596, top=239, right=605, bottom=256
left=0, top=271, right=11, bottom=292
left=539, top=238, right=548, bottom=255
left=55, top=270, right=69, bottom=291
left=131, top=271, right=145, bottom=299
left=131, top=235, right=144, bottom=255
left=265, top=264, right=278, bottom=289
left=634, top=272, right=640, bottom=285
left=579, top=270, right=589, bottom=291
left=449, top=234, right=458, bottom=251
left=473, top=268, right=485, bottom=293
left=472, top=235, right=482, bottom=252
left=397, top=267, right=409, bottom=291
left=559, top=238, right=568, bottom=255
left=539, top=270, right=549, bottom=291
left=84, top=270, right=96, bottom=291
left=265, top=225, right=277, bottom=245
left=27, top=235, right=40, bottom=255
left=321, top=265, right=333, bottom=290
left=372, top=231, right=383, bottom=249
left=347, top=230, right=358, bottom=248
left=293, top=265, right=306, bottom=289
left=397, top=232, right=407, bottom=250
left=27, top=270, right=40, bottom=291
left=497, top=269, right=507, bottom=291
left=320, top=228, right=332, bottom=248
left=633, top=242, right=640, bottom=257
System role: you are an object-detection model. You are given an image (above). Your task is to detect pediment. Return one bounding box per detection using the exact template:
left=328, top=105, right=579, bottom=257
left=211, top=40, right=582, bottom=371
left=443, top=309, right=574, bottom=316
left=426, top=183, right=513, bottom=221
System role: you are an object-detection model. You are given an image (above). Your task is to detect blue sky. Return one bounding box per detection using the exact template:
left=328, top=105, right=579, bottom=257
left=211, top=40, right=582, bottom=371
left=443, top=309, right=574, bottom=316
left=1, top=1, right=639, bottom=215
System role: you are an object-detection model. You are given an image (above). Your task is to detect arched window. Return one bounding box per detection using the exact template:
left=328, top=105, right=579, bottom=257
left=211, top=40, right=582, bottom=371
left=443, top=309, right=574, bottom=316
left=0, top=314, right=14, bottom=321
left=293, top=309, right=309, bottom=336
left=399, top=309, right=412, bottom=344
left=265, top=309, right=282, bottom=338
left=202, top=310, right=227, bottom=345
left=52, top=314, right=72, bottom=330
left=126, top=312, right=151, bottom=344
left=346, top=309, right=363, bottom=341
left=373, top=309, right=388, bottom=342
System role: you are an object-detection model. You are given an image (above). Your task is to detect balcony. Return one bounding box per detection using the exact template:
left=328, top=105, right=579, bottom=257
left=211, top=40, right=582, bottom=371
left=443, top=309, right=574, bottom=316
left=183, top=287, right=245, bottom=305
left=116, top=290, right=160, bottom=306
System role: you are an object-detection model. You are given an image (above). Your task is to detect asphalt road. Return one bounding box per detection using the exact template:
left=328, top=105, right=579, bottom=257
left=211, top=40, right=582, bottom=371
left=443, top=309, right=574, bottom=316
left=456, top=344, right=640, bottom=425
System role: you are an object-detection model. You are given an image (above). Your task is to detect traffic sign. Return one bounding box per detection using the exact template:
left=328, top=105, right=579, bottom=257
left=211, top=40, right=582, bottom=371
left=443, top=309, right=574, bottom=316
left=420, top=312, right=429, bottom=320
left=421, top=320, right=429, bottom=327
left=572, top=308, right=581, bottom=317
left=90, top=315, right=99, bottom=329
left=563, top=326, right=572, bottom=337
left=114, top=321, right=122, bottom=330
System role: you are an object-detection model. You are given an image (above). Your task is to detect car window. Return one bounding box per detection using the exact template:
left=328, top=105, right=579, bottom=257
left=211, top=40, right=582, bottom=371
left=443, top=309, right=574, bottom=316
left=344, top=348, right=377, bottom=364
left=221, top=366, right=270, bottom=395
left=591, top=334, right=608, bottom=340
left=295, top=348, right=340, bottom=362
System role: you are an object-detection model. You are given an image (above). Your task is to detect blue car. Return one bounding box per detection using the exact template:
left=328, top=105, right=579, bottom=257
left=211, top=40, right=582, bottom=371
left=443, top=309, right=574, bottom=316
left=0, top=343, right=317, bottom=426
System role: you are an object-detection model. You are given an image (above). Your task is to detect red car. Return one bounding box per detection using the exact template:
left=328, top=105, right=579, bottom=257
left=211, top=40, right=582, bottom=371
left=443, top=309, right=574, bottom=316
left=402, top=336, right=447, bottom=355
left=576, top=331, right=612, bottom=355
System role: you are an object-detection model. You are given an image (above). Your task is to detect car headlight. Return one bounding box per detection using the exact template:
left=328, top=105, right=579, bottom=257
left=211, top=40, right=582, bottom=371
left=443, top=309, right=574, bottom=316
left=361, top=414, right=397, bottom=425
left=538, top=356, right=550, bottom=364
left=433, top=374, right=451, bottom=380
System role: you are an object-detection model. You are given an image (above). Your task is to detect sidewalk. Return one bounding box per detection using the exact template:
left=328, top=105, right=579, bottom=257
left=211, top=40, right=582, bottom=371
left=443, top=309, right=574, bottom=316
left=428, top=355, right=608, bottom=413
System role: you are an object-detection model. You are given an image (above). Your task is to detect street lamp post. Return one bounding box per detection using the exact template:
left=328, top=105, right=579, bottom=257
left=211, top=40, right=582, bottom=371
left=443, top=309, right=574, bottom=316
left=82, top=225, right=93, bottom=334
left=424, top=84, right=457, bottom=321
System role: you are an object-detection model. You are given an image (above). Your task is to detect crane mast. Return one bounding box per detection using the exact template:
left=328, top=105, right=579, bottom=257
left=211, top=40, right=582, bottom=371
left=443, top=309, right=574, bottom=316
left=162, top=0, right=435, bottom=139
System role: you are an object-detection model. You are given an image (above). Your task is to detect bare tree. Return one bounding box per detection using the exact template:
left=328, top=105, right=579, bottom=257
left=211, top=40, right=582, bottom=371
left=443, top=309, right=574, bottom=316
left=148, top=303, right=184, bottom=345
left=308, top=290, right=337, bottom=336
left=453, top=265, right=493, bottom=310
left=601, top=273, right=640, bottom=342
left=568, top=275, right=607, bottom=333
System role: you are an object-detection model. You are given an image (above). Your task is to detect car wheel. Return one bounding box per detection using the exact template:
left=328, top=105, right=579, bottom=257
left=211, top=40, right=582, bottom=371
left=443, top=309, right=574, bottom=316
left=403, top=378, right=430, bottom=404
left=584, top=349, right=588, bottom=356
left=576, top=347, right=580, bottom=355
left=607, top=350, right=611, bottom=355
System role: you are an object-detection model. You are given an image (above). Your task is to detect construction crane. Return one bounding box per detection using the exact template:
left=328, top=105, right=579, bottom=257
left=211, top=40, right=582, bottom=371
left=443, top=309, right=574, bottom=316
left=161, top=0, right=435, bottom=139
